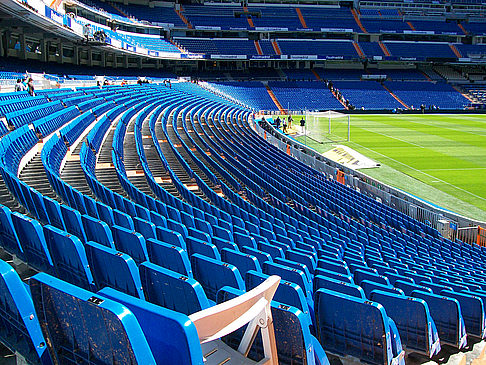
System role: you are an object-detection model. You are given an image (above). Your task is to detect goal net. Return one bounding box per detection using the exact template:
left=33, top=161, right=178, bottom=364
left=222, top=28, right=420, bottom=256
left=304, top=110, right=350, bottom=144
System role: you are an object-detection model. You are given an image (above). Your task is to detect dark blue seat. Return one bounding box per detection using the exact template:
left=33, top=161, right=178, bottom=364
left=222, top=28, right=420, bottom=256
left=395, top=280, right=432, bottom=296
left=411, top=290, right=467, bottom=349
left=139, top=262, right=209, bottom=315
left=11, top=212, right=53, bottom=274
left=317, top=259, right=350, bottom=276
left=221, top=248, right=261, bottom=276
left=440, top=290, right=486, bottom=339
left=155, top=227, right=187, bottom=251
left=186, top=236, right=220, bottom=260
left=43, top=225, right=94, bottom=291
left=360, top=280, right=404, bottom=298
left=81, top=214, right=114, bottom=248
left=241, top=246, right=273, bottom=266
left=146, top=238, right=192, bottom=277
left=59, top=204, right=87, bottom=243
left=0, top=205, right=23, bottom=257
left=263, top=261, right=312, bottom=300
left=30, top=273, right=204, bottom=364
left=0, top=260, right=51, bottom=365
left=313, top=275, right=365, bottom=299
left=191, top=253, right=245, bottom=303
left=84, top=241, right=144, bottom=299
left=315, top=288, right=404, bottom=365
left=111, top=225, right=149, bottom=265
left=369, top=290, right=441, bottom=357
left=314, top=268, right=354, bottom=284
left=354, top=268, right=390, bottom=287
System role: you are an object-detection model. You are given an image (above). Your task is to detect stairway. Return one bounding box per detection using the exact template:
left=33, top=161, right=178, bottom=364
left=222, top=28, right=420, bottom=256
left=265, top=84, right=286, bottom=113
left=381, top=84, right=409, bottom=109
left=353, top=42, right=365, bottom=58
left=379, top=42, right=391, bottom=57
left=296, top=8, right=307, bottom=28
left=19, top=153, right=60, bottom=202
left=351, top=9, right=367, bottom=33
left=449, top=44, right=462, bottom=58
left=254, top=40, right=263, bottom=55
left=175, top=6, right=193, bottom=29
left=272, top=40, right=282, bottom=56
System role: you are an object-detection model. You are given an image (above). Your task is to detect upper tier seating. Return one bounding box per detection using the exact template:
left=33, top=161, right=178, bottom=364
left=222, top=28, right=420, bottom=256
left=268, top=81, right=343, bottom=110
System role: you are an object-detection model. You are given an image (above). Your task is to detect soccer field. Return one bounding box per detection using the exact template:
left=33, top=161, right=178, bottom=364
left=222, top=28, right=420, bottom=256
left=293, top=114, right=486, bottom=222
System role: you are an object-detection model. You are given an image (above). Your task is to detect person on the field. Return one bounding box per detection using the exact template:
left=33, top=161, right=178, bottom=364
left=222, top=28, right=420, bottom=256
left=288, top=115, right=292, bottom=129
left=299, top=117, right=305, bottom=134
left=14, top=79, right=24, bottom=92
left=27, top=78, right=35, bottom=96
left=282, top=118, right=288, bottom=133
left=275, top=116, right=281, bottom=129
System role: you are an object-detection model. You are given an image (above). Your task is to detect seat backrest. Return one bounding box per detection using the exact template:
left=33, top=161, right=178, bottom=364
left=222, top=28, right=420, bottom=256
left=11, top=212, right=53, bottom=274
left=0, top=204, right=22, bottom=257
left=369, top=290, right=440, bottom=357
left=43, top=225, right=94, bottom=291
left=221, top=248, right=261, bottom=277
left=84, top=241, right=144, bottom=299
left=31, top=273, right=191, bottom=365
left=111, top=225, right=149, bottom=265
left=0, top=260, right=51, bottom=365
left=81, top=214, right=114, bottom=248
left=146, top=238, right=192, bottom=277
left=440, top=290, right=486, bottom=338
left=139, top=262, right=209, bottom=315
left=411, top=290, right=467, bottom=349
left=313, top=275, right=365, bottom=299
left=191, top=254, right=245, bottom=302
left=395, top=280, right=432, bottom=296
left=315, top=288, right=396, bottom=365
left=360, top=280, right=404, bottom=298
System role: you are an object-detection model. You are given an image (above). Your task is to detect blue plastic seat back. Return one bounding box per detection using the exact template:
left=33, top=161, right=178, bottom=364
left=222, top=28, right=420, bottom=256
left=287, top=250, right=316, bottom=275
left=98, top=287, right=204, bottom=365
left=395, top=280, right=432, bottom=296
left=315, top=288, right=395, bottom=365
left=111, top=225, right=149, bottom=266
left=411, top=290, right=467, bottom=349
left=0, top=260, right=51, bottom=364
left=354, top=269, right=390, bottom=287
left=317, top=259, right=351, bottom=275
left=259, top=242, right=285, bottom=260
left=133, top=218, right=156, bottom=240
left=241, top=246, right=273, bottom=267
left=30, top=273, right=157, bottom=364
left=155, top=227, right=186, bottom=251
left=234, top=232, right=257, bottom=250
left=60, top=205, right=87, bottom=243
left=440, top=290, right=486, bottom=338
left=370, top=290, right=441, bottom=357
left=0, top=205, right=22, bottom=257
left=420, top=281, right=453, bottom=295
left=11, top=212, right=53, bottom=274
left=217, top=286, right=329, bottom=365
left=43, top=225, right=94, bottom=291
left=191, top=254, right=245, bottom=302
left=84, top=241, right=144, bottom=299
left=263, top=262, right=312, bottom=299
left=361, top=280, right=404, bottom=299
left=313, top=275, right=365, bottom=299
left=139, top=262, right=209, bottom=315
left=221, top=248, right=261, bottom=277
left=146, top=238, right=192, bottom=277
left=186, top=236, right=220, bottom=260
left=42, top=196, right=65, bottom=231
left=81, top=215, right=114, bottom=248
left=314, top=268, right=354, bottom=285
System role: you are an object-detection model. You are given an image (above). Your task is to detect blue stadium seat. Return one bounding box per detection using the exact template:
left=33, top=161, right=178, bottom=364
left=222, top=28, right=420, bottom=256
left=30, top=273, right=203, bottom=364
left=315, top=288, right=405, bottom=365
left=139, top=262, right=210, bottom=315
left=369, top=290, right=441, bottom=357
left=42, top=225, right=94, bottom=291
left=191, top=253, right=245, bottom=303
left=145, top=238, right=192, bottom=277
left=111, top=225, right=149, bottom=265
left=84, top=241, right=144, bottom=299
left=412, top=290, right=467, bottom=349
left=0, top=260, right=51, bottom=364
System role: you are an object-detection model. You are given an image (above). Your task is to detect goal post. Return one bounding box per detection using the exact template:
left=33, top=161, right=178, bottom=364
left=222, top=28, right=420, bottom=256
left=304, top=110, right=351, bottom=144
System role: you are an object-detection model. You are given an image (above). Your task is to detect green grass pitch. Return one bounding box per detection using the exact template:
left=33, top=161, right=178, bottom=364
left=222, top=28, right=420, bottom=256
left=293, top=114, right=486, bottom=222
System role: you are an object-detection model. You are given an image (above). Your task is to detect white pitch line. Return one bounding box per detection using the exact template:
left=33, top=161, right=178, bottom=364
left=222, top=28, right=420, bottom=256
left=347, top=139, right=486, bottom=203
left=422, top=167, right=486, bottom=171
